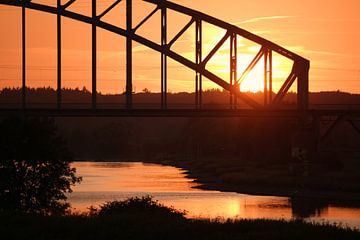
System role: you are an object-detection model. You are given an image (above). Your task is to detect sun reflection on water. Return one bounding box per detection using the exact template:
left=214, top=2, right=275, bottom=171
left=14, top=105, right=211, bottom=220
left=67, top=162, right=360, bottom=229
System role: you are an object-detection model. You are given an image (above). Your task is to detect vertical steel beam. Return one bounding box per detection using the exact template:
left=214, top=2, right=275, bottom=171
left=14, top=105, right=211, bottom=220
left=126, top=0, right=133, bottom=109
left=269, top=50, right=273, bottom=103
left=92, top=0, right=97, bottom=109
left=199, top=22, right=202, bottom=109
left=195, top=20, right=202, bottom=109
left=57, top=0, right=62, bottom=109
left=297, top=60, right=310, bottom=110
left=161, top=6, right=167, bottom=109
left=22, top=3, right=26, bottom=109
left=230, top=33, right=237, bottom=109
left=264, top=49, right=268, bottom=106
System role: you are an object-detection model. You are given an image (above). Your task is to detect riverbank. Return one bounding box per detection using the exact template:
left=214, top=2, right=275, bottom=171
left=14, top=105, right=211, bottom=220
left=75, top=157, right=360, bottom=202
left=155, top=157, right=360, bottom=202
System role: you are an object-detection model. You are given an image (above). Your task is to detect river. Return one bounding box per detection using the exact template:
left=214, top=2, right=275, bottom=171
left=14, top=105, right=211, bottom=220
left=67, top=162, right=360, bottom=229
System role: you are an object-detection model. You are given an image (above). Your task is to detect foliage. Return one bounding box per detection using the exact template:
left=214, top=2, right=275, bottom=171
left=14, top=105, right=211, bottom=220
left=0, top=116, right=81, bottom=215
left=96, top=196, right=185, bottom=219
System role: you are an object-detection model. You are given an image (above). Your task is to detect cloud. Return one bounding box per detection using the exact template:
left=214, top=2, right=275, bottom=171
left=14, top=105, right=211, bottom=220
left=287, top=46, right=352, bottom=57
left=234, top=16, right=295, bottom=25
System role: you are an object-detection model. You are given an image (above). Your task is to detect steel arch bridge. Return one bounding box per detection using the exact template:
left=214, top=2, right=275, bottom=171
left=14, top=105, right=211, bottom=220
left=0, top=0, right=310, bottom=115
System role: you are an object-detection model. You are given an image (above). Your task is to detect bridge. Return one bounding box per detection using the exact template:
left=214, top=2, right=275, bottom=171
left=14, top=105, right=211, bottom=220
left=0, top=0, right=359, bottom=156
left=0, top=0, right=312, bottom=113
left=0, top=0, right=359, bottom=125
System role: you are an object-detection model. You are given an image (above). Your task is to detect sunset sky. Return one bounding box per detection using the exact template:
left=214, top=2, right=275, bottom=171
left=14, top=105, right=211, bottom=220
left=0, top=0, right=360, bottom=94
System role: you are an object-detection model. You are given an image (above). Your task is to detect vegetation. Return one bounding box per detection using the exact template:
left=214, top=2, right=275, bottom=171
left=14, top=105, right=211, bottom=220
left=0, top=197, right=359, bottom=240
left=96, top=196, right=185, bottom=219
left=0, top=116, right=81, bottom=215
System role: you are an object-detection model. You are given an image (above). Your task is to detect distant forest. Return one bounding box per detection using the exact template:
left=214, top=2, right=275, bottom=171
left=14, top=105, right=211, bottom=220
left=1, top=87, right=360, bottom=108
left=0, top=87, right=359, bottom=162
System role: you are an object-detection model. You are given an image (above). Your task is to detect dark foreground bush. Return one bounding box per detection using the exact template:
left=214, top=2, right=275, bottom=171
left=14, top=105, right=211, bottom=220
left=0, top=116, right=81, bottom=215
left=1, top=197, right=359, bottom=240
left=96, top=196, right=185, bottom=219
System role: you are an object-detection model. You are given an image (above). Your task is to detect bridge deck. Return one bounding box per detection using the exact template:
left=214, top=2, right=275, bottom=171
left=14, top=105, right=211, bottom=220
left=1, top=109, right=359, bottom=118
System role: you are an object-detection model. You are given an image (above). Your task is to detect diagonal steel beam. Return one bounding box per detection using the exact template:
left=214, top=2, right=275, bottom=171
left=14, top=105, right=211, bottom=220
left=168, top=18, right=194, bottom=48
left=320, top=116, right=344, bottom=142
left=237, top=47, right=264, bottom=84
left=348, top=120, right=360, bottom=135
left=201, top=31, right=230, bottom=67
left=62, top=0, right=76, bottom=10
left=272, top=67, right=297, bottom=105
left=97, top=0, right=122, bottom=19
left=133, top=6, right=159, bottom=33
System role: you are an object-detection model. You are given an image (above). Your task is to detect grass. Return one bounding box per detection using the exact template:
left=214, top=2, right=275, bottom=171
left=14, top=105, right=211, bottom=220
left=1, top=197, right=359, bottom=240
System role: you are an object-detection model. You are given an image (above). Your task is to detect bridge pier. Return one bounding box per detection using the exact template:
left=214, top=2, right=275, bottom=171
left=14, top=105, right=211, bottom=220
left=291, top=114, right=318, bottom=177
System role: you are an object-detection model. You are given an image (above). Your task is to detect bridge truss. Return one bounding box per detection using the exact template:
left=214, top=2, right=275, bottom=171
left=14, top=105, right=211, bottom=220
left=0, top=0, right=310, bottom=112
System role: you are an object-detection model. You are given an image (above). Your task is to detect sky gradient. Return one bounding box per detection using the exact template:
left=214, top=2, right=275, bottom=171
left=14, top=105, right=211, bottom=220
left=0, top=0, right=360, bottom=94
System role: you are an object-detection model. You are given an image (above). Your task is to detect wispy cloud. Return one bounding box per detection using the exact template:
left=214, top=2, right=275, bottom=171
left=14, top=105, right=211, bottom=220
left=287, top=46, right=352, bottom=57
left=234, top=16, right=295, bottom=25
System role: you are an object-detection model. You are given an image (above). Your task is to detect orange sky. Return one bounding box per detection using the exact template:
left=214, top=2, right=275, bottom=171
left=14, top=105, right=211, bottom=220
left=0, top=0, right=360, bottom=94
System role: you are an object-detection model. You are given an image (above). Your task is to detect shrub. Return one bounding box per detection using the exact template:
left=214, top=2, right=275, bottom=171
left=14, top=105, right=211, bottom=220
left=0, top=116, right=81, bottom=215
left=96, top=196, right=185, bottom=219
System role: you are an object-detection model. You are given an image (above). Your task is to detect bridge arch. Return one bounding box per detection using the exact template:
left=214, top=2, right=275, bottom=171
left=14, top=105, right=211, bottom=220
left=0, top=0, right=309, bottom=110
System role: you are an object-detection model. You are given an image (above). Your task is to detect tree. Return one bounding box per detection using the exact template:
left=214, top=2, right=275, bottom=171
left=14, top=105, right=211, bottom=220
left=142, top=88, right=151, bottom=94
left=0, top=116, right=81, bottom=215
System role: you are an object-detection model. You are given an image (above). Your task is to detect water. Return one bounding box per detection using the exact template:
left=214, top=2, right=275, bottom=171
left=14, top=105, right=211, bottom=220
left=68, top=162, right=360, bottom=229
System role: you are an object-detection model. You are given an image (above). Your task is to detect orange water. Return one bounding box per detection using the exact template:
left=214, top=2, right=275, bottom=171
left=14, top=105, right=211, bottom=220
left=67, top=162, right=360, bottom=229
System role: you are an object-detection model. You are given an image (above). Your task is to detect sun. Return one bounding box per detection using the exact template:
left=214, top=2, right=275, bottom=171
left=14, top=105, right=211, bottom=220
left=239, top=65, right=265, bottom=93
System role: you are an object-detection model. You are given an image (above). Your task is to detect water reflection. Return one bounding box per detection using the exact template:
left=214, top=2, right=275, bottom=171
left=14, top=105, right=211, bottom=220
left=68, top=162, right=360, bottom=229
left=290, top=197, right=329, bottom=218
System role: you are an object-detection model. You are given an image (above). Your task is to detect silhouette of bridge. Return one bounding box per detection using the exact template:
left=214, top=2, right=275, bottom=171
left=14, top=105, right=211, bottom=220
left=0, top=0, right=359, bottom=124
left=0, top=0, right=312, bottom=113
left=1, top=0, right=360, bottom=153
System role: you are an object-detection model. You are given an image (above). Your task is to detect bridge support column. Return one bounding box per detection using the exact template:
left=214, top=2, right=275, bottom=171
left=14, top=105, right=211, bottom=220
left=22, top=2, right=26, bottom=109
left=195, top=20, right=202, bottom=109
left=126, top=0, right=133, bottom=109
left=269, top=50, right=273, bottom=103
left=57, top=0, right=62, bottom=109
left=92, top=0, right=97, bottom=110
left=161, top=5, right=167, bottom=109
left=264, top=49, right=273, bottom=107
left=230, top=33, right=237, bottom=109
left=297, top=60, right=310, bottom=110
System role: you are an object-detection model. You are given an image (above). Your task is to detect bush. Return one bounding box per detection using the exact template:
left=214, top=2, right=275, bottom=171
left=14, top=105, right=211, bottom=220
left=0, top=116, right=81, bottom=215
left=96, top=196, right=185, bottom=219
